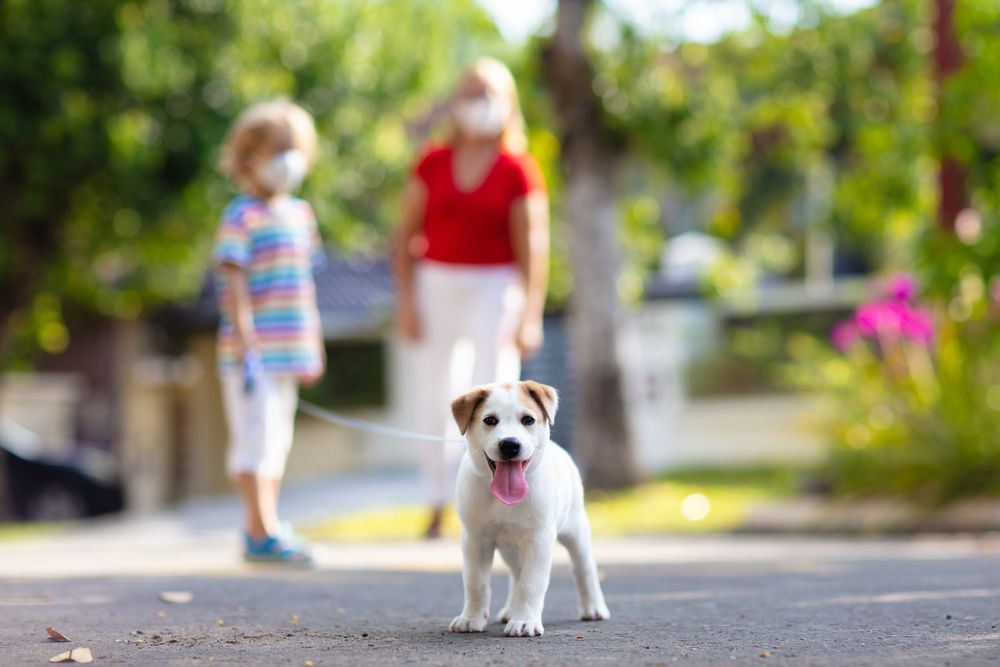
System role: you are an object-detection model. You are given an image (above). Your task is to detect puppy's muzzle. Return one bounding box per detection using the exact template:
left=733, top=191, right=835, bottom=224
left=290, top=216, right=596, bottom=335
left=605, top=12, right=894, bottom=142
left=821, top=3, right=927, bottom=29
left=485, top=437, right=531, bottom=505
left=498, top=438, right=521, bottom=460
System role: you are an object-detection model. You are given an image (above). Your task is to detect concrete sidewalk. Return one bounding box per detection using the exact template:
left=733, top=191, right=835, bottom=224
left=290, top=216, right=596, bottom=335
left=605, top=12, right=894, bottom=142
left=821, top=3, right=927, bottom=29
left=0, top=468, right=425, bottom=577
left=3, top=519, right=1000, bottom=579
left=3, top=468, right=999, bottom=579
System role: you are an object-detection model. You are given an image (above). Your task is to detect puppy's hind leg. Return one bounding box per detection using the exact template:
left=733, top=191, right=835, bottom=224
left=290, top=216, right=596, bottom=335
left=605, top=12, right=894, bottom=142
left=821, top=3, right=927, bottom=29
left=558, top=512, right=610, bottom=621
left=496, top=546, right=521, bottom=623
left=450, top=534, right=495, bottom=633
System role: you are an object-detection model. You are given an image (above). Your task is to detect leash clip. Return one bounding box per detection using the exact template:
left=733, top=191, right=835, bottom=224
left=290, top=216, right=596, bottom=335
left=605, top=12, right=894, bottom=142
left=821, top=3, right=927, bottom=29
left=243, top=351, right=263, bottom=394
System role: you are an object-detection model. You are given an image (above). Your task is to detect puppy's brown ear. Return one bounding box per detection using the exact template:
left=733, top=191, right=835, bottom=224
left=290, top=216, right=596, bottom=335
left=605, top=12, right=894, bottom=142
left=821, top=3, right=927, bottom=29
left=520, top=381, right=559, bottom=425
left=451, top=386, right=491, bottom=435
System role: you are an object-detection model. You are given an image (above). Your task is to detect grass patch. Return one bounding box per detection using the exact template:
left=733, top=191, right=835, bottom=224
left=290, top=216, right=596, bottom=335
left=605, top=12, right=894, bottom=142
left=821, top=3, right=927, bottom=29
left=0, top=520, right=69, bottom=542
left=301, top=506, right=463, bottom=542
left=299, top=467, right=798, bottom=542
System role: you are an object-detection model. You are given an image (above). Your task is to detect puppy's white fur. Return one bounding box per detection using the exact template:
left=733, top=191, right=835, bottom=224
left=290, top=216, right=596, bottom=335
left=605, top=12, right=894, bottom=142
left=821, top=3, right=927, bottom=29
left=448, top=381, right=610, bottom=638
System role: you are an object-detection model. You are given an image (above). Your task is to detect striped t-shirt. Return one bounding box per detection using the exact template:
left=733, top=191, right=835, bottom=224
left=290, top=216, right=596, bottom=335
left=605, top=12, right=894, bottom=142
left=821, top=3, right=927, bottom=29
left=213, top=195, right=325, bottom=376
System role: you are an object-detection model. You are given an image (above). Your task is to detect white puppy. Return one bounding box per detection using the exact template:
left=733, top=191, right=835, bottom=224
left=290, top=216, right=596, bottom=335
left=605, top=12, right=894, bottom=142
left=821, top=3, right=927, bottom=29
left=448, top=381, right=610, bottom=638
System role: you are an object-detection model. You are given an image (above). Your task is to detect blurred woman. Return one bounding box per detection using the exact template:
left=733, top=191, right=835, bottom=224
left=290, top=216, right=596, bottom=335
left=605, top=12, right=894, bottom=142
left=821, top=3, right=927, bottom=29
left=393, top=58, right=550, bottom=537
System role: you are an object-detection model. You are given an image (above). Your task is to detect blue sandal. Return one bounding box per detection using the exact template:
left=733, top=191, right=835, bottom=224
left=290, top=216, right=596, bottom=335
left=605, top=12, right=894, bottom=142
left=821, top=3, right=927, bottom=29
left=244, top=532, right=313, bottom=565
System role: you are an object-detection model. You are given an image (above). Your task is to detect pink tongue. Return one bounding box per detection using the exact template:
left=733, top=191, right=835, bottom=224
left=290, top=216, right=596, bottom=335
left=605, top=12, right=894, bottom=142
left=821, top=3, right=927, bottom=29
left=490, top=460, right=529, bottom=505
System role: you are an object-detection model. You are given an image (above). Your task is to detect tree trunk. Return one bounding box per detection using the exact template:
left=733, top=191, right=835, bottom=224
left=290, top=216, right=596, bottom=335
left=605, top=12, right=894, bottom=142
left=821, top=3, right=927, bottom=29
left=933, top=0, right=966, bottom=231
left=0, top=225, right=51, bottom=367
left=543, top=0, right=636, bottom=491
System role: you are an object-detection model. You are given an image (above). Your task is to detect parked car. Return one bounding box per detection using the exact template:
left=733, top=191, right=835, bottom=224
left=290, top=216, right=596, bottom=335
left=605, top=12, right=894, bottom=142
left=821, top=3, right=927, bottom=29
left=1, top=419, right=122, bottom=521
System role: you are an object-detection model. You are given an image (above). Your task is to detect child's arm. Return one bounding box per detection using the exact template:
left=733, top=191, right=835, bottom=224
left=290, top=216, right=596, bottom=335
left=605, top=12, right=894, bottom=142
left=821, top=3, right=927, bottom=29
left=221, top=263, right=257, bottom=357
left=303, top=202, right=326, bottom=387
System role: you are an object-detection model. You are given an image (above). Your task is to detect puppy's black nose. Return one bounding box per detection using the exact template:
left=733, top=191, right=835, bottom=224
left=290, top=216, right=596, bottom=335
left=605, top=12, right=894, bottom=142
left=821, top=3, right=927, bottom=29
left=498, top=438, right=521, bottom=460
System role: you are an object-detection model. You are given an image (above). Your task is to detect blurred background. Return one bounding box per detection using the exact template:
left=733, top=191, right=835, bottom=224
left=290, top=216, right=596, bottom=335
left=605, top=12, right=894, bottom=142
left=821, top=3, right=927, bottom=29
left=1, top=0, right=998, bottom=537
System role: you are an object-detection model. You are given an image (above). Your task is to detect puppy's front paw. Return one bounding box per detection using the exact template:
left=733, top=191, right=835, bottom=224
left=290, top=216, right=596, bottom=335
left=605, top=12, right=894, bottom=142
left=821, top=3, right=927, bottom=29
left=497, top=605, right=512, bottom=623
left=504, top=618, right=544, bottom=637
left=580, top=601, right=610, bottom=621
left=450, top=614, right=488, bottom=633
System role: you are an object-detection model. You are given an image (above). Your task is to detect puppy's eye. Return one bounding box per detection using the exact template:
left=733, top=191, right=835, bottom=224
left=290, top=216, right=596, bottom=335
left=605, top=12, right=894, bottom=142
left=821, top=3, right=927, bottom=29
left=520, top=415, right=536, bottom=426
left=483, top=415, right=499, bottom=427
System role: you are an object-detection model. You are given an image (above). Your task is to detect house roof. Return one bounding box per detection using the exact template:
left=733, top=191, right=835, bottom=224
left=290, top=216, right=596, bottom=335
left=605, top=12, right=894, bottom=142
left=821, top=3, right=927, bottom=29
left=170, top=253, right=396, bottom=339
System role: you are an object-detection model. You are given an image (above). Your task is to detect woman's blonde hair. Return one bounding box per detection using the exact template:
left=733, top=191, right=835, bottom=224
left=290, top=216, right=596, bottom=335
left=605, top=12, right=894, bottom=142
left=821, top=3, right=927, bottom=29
left=449, top=57, right=528, bottom=154
left=218, top=98, right=318, bottom=188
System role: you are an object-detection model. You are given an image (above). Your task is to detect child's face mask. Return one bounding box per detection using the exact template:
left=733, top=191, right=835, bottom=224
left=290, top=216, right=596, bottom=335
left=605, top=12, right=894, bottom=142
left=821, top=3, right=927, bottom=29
left=454, top=94, right=510, bottom=140
left=255, top=149, right=308, bottom=194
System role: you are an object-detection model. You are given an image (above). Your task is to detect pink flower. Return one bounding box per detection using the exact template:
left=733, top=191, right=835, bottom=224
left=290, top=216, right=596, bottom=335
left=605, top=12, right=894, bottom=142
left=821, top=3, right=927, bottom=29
left=831, top=320, right=861, bottom=351
left=992, top=278, right=1000, bottom=305
left=884, top=273, right=918, bottom=302
left=899, top=306, right=934, bottom=346
left=834, top=274, right=937, bottom=355
left=854, top=300, right=935, bottom=347
left=855, top=301, right=904, bottom=339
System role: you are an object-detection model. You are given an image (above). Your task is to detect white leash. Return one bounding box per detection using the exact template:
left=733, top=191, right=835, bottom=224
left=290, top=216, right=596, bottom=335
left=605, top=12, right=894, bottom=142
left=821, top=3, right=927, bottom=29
left=297, top=400, right=465, bottom=444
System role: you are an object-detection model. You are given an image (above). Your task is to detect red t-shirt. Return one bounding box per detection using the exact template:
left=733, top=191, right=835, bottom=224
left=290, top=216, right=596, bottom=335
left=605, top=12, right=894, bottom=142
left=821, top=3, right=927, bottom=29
left=414, top=145, right=546, bottom=265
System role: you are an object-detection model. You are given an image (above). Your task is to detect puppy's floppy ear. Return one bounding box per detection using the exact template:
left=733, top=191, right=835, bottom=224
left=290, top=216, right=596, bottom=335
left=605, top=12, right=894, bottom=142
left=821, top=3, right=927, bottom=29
left=451, top=386, right=491, bottom=435
left=520, top=381, right=558, bottom=425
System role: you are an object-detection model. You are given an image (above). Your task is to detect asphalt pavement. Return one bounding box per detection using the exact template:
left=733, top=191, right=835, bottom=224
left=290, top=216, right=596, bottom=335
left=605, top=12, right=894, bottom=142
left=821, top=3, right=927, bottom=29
left=2, top=532, right=1000, bottom=665
left=1, top=471, right=999, bottom=665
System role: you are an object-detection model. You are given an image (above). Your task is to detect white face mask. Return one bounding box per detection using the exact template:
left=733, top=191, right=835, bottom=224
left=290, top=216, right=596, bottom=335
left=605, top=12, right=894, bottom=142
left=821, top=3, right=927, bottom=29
left=255, top=149, right=308, bottom=194
left=454, top=95, right=510, bottom=139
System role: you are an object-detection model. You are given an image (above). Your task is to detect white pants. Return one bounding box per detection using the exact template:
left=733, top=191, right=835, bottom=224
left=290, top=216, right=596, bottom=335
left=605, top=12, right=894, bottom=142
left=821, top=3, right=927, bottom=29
left=220, top=372, right=299, bottom=478
left=413, top=261, right=524, bottom=505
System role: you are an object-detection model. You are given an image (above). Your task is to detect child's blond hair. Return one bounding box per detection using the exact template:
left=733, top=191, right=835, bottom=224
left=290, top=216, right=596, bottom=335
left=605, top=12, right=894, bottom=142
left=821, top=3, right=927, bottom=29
left=219, top=99, right=318, bottom=189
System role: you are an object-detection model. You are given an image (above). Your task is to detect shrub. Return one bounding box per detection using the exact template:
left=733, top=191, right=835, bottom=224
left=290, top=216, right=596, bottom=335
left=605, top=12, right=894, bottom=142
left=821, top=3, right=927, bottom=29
left=785, top=272, right=1000, bottom=503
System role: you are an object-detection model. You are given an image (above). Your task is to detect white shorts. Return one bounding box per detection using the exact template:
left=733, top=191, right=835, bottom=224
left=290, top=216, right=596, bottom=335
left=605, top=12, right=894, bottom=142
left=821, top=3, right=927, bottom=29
left=220, top=372, right=299, bottom=478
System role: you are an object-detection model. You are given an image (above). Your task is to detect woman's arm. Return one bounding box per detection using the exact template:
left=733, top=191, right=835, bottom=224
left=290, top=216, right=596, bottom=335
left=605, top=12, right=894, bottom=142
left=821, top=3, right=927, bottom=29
left=221, top=262, right=257, bottom=357
left=392, top=177, right=428, bottom=341
left=510, top=191, right=550, bottom=359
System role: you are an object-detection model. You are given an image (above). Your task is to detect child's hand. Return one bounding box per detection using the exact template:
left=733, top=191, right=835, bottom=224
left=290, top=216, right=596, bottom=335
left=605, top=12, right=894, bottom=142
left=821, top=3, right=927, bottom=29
left=299, top=340, right=325, bottom=388
left=237, top=338, right=259, bottom=360
left=299, top=370, right=324, bottom=388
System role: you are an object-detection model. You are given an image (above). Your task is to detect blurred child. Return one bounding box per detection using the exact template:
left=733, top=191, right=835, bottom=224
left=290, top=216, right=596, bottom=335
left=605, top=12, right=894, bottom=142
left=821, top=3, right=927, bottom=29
left=215, top=99, right=325, bottom=563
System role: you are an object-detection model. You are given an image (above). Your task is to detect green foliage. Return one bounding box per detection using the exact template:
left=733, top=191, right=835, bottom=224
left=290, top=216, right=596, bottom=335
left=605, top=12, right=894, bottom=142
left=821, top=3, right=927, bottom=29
left=945, top=1, right=1000, bottom=180
left=686, top=310, right=849, bottom=397
left=785, top=288, right=1000, bottom=503
left=916, top=2, right=1000, bottom=298
left=618, top=191, right=667, bottom=304
left=588, top=1, right=939, bottom=279
left=1, top=0, right=234, bottom=349
left=0, top=0, right=503, bottom=361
